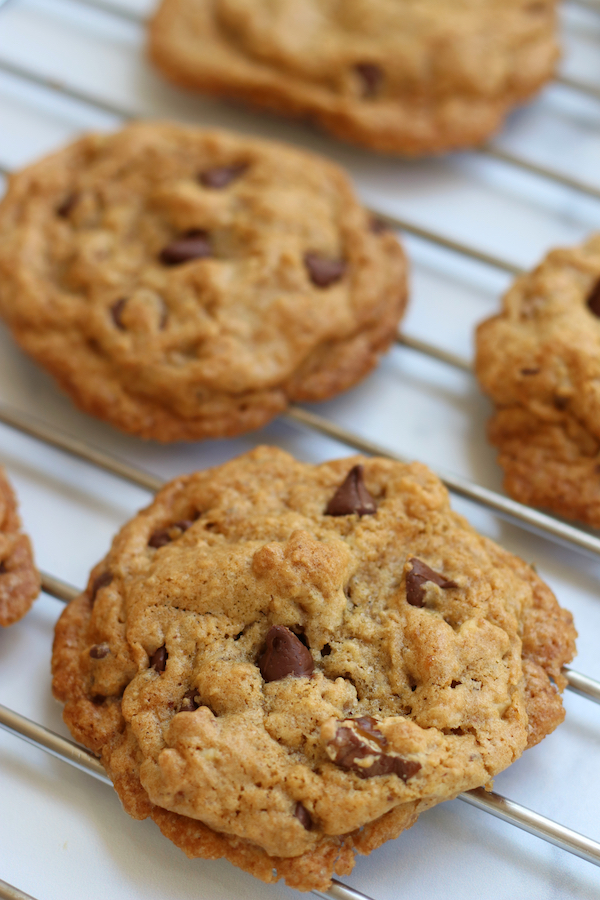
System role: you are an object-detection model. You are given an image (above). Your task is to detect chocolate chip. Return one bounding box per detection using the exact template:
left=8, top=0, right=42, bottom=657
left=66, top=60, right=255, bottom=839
left=149, top=520, right=193, bottom=549
left=149, top=529, right=171, bottom=549
left=405, top=558, right=458, bottom=608
left=180, top=688, right=200, bottom=712
left=321, top=643, right=332, bottom=657
left=304, top=253, right=346, bottom=288
left=370, top=217, right=390, bottom=234
left=520, top=367, right=540, bottom=376
left=325, top=465, right=377, bottom=517
left=90, top=642, right=110, bottom=659
left=160, top=231, right=211, bottom=266
left=199, top=164, right=247, bottom=189
left=587, top=278, right=600, bottom=317
left=554, top=396, right=569, bottom=410
left=150, top=645, right=167, bottom=673
left=111, top=298, right=127, bottom=329
left=90, top=571, right=112, bottom=603
left=355, top=63, right=383, bottom=97
left=258, top=625, right=314, bottom=682
left=57, top=192, right=78, bottom=218
left=0, top=561, right=6, bottom=575
left=173, top=519, right=195, bottom=532
left=327, top=719, right=420, bottom=781
left=353, top=715, right=387, bottom=747
left=294, top=802, right=312, bottom=830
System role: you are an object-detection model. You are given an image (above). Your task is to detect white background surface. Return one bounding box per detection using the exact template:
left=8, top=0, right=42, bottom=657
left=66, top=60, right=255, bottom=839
left=1, top=1, right=600, bottom=898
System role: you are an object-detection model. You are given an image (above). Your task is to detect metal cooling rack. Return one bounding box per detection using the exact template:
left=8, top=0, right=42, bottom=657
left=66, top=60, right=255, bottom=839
left=1, top=1, right=600, bottom=898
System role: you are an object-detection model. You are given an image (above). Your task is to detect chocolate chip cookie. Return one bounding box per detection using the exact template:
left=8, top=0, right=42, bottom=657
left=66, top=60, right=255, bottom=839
left=0, top=468, right=40, bottom=626
left=52, top=446, right=576, bottom=890
left=476, top=234, right=600, bottom=528
left=0, top=123, right=406, bottom=441
left=148, top=0, right=559, bottom=155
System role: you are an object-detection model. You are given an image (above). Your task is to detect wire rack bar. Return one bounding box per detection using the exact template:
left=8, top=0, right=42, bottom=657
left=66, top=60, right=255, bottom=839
left=2, top=697, right=600, bottom=873
left=396, top=334, right=472, bottom=372
left=0, top=880, right=38, bottom=900
left=460, top=788, right=600, bottom=868
left=59, top=0, right=600, bottom=109
left=562, top=667, right=600, bottom=704
left=285, top=407, right=600, bottom=562
left=0, top=60, right=525, bottom=279
left=5, top=0, right=600, bottom=213
left=3, top=398, right=600, bottom=567
left=0, top=705, right=373, bottom=900
left=0, top=403, right=162, bottom=492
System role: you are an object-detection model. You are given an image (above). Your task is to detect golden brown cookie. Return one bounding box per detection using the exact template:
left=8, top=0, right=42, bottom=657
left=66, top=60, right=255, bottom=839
left=148, top=0, right=559, bottom=156
left=0, top=123, right=406, bottom=442
left=476, top=234, right=600, bottom=529
left=0, top=467, right=40, bottom=626
left=52, top=446, right=576, bottom=890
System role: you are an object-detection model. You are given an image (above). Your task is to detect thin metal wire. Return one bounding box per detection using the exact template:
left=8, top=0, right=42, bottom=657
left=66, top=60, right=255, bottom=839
left=563, top=667, right=600, bottom=704
left=0, top=880, right=38, bottom=900
left=284, top=406, right=600, bottom=562
left=2, top=698, right=600, bottom=872
left=0, top=60, right=525, bottom=278
left=461, top=788, right=600, bottom=868
left=0, top=704, right=374, bottom=900
left=0, top=403, right=162, bottom=492
left=4, top=397, right=600, bottom=567
left=7, top=0, right=600, bottom=212
left=396, top=334, right=472, bottom=372
left=557, top=73, right=600, bottom=103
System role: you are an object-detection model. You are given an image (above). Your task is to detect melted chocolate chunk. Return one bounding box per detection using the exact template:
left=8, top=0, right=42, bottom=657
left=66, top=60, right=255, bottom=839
left=149, top=529, right=171, bottom=549
left=111, top=298, right=127, bottom=329
left=353, top=715, right=387, bottom=747
left=405, top=558, right=458, bottom=608
left=0, top=561, right=6, bottom=575
left=520, top=367, right=540, bottom=376
left=370, top=216, right=390, bottom=234
left=90, top=571, right=112, bottom=603
left=294, top=802, right=312, bottom=830
left=258, top=625, right=314, bottom=682
left=180, top=688, right=200, bottom=712
left=304, top=253, right=346, bottom=288
left=327, top=719, right=420, bottom=781
left=90, top=642, right=110, bottom=659
left=588, top=279, right=600, bottom=317
left=148, top=520, right=194, bottom=549
left=325, top=465, right=377, bottom=517
left=199, top=164, right=247, bottom=189
left=160, top=231, right=211, bottom=265
left=355, top=62, right=383, bottom=97
left=150, top=645, right=167, bottom=673
left=57, top=192, right=78, bottom=218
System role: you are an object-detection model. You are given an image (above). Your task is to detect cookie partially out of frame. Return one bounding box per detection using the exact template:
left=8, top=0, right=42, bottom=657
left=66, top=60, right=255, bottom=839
left=0, top=123, right=406, bottom=442
left=476, top=234, right=600, bottom=529
left=148, top=0, right=559, bottom=156
left=52, top=446, right=576, bottom=891
left=0, top=468, right=40, bottom=627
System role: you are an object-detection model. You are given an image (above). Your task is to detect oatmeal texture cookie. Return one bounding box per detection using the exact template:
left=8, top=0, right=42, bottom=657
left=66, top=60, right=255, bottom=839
left=0, top=468, right=40, bottom=626
left=476, top=234, right=600, bottom=529
left=148, top=0, right=559, bottom=156
left=52, top=447, right=575, bottom=890
left=0, top=123, right=406, bottom=442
